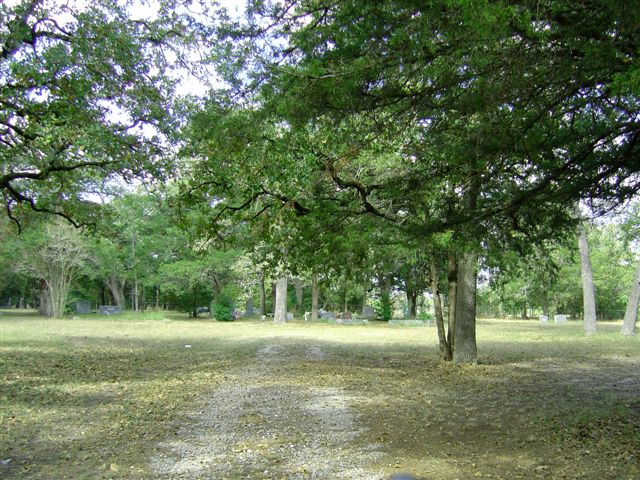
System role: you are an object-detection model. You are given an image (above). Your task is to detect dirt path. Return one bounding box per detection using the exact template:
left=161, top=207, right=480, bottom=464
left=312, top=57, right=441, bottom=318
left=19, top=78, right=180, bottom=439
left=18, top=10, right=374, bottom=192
left=148, top=332, right=639, bottom=480
left=150, top=342, right=385, bottom=479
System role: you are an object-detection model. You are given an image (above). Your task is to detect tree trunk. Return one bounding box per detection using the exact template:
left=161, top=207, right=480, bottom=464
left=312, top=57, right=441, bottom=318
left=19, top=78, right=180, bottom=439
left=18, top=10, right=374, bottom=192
left=311, top=274, right=319, bottom=321
left=578, top=225, right=597, bottom=335
left=192, top=284, right=198, bottom=318
left=211, top=278, right=221, bottom=303
left=380, top=275, right=392, bottom=321
left=406, top=288, right=418, bottom=318
left=293, top=277, right=303, bottom=313
left=258, top=274, right=266, bottom=316
left=271, top=281, right=276, bottom=313
left=133, top=274, right=139, bottom=311
left=447, top=252, right=457, bottom=351
left=39, top=279, right=51, bottom=316
left=521, top=301, right=528, bottom=319
left=542, top=289, right=549, bottom=316
left=621, top=259, right=640, bottom=336
left=430, top=259, right=452, bottom=361
left=47, top=279, right=66, bottom=318
left=453, top=252, right=478, bottom=364
left=105, top=277, right=126, bottom=308
left=274, top=276, right=288, bottom=323
left=246, top=297, right=254, bottom=315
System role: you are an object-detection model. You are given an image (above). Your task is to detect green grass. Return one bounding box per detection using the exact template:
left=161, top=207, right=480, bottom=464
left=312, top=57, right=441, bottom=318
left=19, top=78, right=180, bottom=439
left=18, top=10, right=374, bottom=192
left=1, top=310, right=638, bottom=479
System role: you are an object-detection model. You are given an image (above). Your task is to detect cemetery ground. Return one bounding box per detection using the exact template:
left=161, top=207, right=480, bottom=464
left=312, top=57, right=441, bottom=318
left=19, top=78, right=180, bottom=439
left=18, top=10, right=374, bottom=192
left=0, top=311, right=638, bottom=480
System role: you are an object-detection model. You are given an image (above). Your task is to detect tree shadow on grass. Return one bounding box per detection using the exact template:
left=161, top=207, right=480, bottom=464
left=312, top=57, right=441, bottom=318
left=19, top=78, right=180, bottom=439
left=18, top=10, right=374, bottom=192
left=0, top=334, right=274, bottom=479
left=1, top=323, right=638, bottom=479
left=275, top=338, right=639, bottom=480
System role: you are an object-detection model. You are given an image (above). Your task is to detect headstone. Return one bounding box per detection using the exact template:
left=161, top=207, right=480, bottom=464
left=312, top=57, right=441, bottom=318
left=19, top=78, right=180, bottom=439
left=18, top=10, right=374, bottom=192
left=554, top=314, right=567, bottom=323
left=261, top=315, right=267, bottom=321
left=539, top=315, right=549, bottom=323
left=245, top=298, right=254, bottom=316
left=319, top=309, right=336, bottom=320
left=99, top=305, right=122, bottom=315
left=287, top=312, right=294, bottom=321
left=75, top=301, right=92, bottom=314
left=304, top=311, right=310, bottom=322
left=342, top=311, right=352, bottom=319
left=361, top=305, right=375, bottom=318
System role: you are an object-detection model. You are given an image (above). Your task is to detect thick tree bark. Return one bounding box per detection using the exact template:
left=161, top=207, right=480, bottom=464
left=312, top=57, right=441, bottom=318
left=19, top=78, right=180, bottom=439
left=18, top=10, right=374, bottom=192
left=447, top=252, right=457, bottom=351
left=430, top=259, right=452, bottom=361
left=406, top=288, right=418, bottom=317
left=38, top=279, right=51, bottom=316
left=105, top=276, right=126, bottom=308
left=311, top=274, right=319, bottom=321
left=453, top=252, right=478, bottom=364
left=274, top=276, right=288, bottom=323
left=578, top=225, right=597, bottom=335
left=293, top=277, right=303, bottom=313
left=271, top=281, right=276, bottom=313
left=621, top=259, right=640, bottom=336
left=258, top=274, right=266, bottom=316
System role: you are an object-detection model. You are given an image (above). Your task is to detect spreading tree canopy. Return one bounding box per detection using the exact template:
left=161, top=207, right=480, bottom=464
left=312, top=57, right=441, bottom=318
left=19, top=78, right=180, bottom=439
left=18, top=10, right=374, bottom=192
left=180, top=0, right=640, bottom=361
left=209, top=0, right=639, bottom=230
left=0, top=0, right=215, bottom=228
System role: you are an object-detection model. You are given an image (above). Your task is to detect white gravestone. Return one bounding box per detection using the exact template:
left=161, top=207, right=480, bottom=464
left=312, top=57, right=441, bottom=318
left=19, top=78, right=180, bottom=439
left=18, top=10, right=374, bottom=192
left=554, top=314, right=567, bottom=323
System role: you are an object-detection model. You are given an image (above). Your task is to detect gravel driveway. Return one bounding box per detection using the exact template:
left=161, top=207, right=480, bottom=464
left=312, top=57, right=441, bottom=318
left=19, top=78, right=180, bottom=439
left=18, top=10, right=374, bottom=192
left=150, top=342, right=385, bottom=479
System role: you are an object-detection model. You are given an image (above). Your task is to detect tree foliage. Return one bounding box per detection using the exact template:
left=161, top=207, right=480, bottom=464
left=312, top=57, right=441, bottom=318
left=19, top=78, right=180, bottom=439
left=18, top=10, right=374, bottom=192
left=0, top=0, right=213, bottom=228
left=13, top=219, right=89, bottom=317
left=210, top=0, right=639, bottom=235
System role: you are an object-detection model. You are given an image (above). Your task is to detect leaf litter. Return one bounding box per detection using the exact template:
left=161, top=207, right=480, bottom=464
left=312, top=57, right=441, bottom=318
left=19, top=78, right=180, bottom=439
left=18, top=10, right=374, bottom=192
left=1, top=317, right=638, bottom=479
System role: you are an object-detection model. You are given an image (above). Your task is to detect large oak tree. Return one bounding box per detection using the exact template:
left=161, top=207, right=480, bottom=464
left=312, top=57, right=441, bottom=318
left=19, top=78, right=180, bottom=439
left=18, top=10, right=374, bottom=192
left=189, top=0, right=639, bottom=362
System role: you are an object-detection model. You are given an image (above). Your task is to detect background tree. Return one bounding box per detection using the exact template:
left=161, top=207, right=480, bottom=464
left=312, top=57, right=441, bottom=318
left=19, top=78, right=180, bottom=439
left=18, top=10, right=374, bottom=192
left=578, top=223, right=597, bottom=335
left=622, top=260, right=640, bottom=336
left=621, top=201, right=640, bottom=335
left=14, top=219, right=89, bottom=317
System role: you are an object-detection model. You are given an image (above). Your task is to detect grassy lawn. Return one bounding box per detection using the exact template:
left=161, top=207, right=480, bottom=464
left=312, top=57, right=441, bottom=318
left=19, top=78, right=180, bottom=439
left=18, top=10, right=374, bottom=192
left=1, top=310, right=638, bottom=479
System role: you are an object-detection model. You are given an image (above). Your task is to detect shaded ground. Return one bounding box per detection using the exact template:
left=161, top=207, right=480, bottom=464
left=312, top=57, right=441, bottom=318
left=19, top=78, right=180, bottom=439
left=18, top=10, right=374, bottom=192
left=1, top=312, right=638, bottom=479
left=151, top=343, right=384, bottom=479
